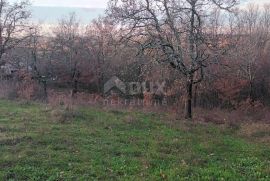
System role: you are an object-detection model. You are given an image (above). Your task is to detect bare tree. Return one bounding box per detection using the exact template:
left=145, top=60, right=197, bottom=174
left=107, top=0, right=237, bottom=119
left=28, top=25, right=50, bottom=101
left=85, top=17, right=118, bottom=93
left=52, top=13, right=83, bottom=97
left=0, top=0, right=31, bottom=65
left=233, top=4, right=270, bottom=100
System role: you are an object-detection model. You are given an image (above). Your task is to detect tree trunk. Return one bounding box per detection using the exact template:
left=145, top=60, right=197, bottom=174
left=185, top=79, right=193, bottom=119
left=42, top=80, right=47, bottom=102
left=71, top=79, right=78, bottom=97
left=98, top=72, right=104, bottom=95
left=249, top=81, right=253, bottom=101
left=193, top=85, right=198, bottom=108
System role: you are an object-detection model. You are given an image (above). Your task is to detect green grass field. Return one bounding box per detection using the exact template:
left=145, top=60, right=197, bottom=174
left=0, top=99, right=269, bottom=180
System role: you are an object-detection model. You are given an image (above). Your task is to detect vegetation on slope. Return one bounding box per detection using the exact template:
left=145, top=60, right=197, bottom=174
left=0, top=100, right=269, bottom=180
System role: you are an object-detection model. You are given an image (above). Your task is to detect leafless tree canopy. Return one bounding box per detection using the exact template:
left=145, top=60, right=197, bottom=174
left=0, top=0, right=31, bottom=65
left=1, top=0, right=270, bottom=120
left=107, top=0, right=238, bottom=118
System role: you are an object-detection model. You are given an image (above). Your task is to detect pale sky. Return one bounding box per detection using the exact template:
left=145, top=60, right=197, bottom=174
left=6, top=0, right=270, bottom=25
left=6, top=0, right=267, bottom=9
left=12, top=0, right=109, bottom=8
left=241, top=0, right=270, bottom=8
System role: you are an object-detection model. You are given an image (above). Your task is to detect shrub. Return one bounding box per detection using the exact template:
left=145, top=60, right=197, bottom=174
left=50, top=106, right=83, bottom=124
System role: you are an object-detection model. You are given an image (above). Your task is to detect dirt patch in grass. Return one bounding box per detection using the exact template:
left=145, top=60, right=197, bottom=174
left=0, top=127, right=9, bottom=132
left=237, top=123, right=270, bottom=143
left=0, top=136, right=33, bottom=146
left=50, top=107, right=84, bottom=124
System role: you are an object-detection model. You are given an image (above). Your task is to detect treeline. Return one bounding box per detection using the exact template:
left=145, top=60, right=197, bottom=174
left=0, top=0, right=270, bottom=117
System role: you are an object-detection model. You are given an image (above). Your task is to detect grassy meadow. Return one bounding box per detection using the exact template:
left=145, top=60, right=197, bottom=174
left=0, top=99, right=269, bottom=180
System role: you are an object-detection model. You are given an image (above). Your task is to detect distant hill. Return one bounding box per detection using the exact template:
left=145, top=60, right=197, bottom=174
left=30, top=6, right=105, bottom=24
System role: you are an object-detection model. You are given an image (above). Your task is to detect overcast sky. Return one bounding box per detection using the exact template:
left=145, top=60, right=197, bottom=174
left=6, top=0, right=270, bottom=25
left=241, top=0, right=270, bottom=7
left=6, top=0, right=268, bottom=9
left=10, top=0, right=109, bottom=8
